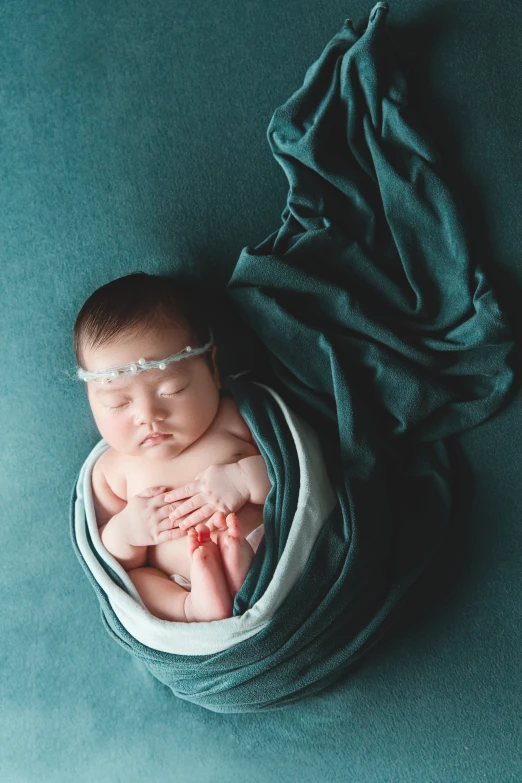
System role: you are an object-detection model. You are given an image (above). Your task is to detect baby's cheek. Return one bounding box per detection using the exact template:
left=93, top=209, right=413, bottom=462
left=98, top=417, right=130, bottom=449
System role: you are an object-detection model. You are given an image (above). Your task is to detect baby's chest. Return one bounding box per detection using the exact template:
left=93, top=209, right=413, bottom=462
left=125, top=433, right=259, bottom=498
left=138, top=435, right=260, bottom=573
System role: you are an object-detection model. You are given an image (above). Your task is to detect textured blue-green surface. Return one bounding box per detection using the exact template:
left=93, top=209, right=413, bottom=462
left=3, top=0, right=522, bottom=779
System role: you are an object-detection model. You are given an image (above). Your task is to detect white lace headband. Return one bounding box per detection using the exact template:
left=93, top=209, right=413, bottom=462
left=72, top=329, right=215, bottom=385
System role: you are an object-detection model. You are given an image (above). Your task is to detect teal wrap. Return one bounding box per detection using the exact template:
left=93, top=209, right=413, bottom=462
left=70, top=2, right=517, bottom=712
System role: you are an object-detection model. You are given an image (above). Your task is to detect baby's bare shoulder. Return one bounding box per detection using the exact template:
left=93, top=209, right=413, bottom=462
left=219, top=396, right=257, bottom=448
left=95, top=446, right=127, bottom=500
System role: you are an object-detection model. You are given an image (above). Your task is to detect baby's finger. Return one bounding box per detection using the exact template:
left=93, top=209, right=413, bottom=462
left=151, top=491, right=178, bottom=508
left=208, top=511, right=227, bottom=530
left=163, top=483, right=198, bottom=503
left=177, top=504, right=219, bottom=530
left=156, top=511, right=183, bottom=534
left=167, top=498, right=195, bottom=521
left=143, top=488, right=173, bottom=506
left=156, top=526, right=187, bottom=543
left=198, top=512, right=226, bottom=533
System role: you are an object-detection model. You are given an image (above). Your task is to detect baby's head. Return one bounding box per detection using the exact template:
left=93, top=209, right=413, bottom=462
left=74, top=272, right=221, bottom=460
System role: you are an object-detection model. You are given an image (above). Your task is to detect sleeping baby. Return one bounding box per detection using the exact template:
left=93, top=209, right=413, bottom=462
left=73, top=271, right=272, bottom=623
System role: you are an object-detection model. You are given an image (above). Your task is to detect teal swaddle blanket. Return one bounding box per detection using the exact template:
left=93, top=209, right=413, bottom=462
left=70, top=2, right=517, bottom=712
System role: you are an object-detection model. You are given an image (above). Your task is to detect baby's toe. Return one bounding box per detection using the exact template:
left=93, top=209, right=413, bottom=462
left=186, top=528, right=200, bottom=557
left=196, top=525, right=212, bottom=545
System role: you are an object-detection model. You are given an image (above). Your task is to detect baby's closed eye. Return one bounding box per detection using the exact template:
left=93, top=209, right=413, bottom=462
left=108, top=388, right=188, bottom=411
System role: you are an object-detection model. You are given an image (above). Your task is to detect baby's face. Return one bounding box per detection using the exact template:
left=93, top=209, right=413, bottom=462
left=83, top=325, right=221, bottom=460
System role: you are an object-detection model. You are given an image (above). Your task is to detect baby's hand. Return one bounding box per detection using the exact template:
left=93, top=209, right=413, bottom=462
left=163, top=463, right=251, bottom=532
left=121, top=486, right=189, bottom=547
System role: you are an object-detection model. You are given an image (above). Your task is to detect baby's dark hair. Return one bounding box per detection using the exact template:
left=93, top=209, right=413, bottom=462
left=73, top=272, right=215, bottom=373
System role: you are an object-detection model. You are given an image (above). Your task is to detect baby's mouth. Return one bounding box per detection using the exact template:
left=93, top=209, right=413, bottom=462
left=142, top=434, right=172, bottom=445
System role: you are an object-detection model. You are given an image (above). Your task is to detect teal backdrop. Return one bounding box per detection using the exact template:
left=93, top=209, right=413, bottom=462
left=2, top=0, right=522, bottom=780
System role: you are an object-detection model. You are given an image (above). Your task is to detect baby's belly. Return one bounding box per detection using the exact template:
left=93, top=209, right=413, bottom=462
left=146, top=501, right=264, bottom=574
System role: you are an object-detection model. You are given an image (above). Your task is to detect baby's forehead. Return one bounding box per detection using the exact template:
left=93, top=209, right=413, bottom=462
left=87, top=359, right=194, bottom=400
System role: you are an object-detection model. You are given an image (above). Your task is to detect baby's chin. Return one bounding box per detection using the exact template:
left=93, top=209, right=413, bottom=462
left=106, top=437, right=189, bottom=460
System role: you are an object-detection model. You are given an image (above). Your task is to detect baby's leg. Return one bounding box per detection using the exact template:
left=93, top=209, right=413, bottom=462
left=128, top=527, right=235, bottom=623
left=127, top=566, right=190, bottom=622
left=147, top=527, right=223, bottom=582
left=214, top=513, right=256, bottom=596
left=183, top=526, right=233, bottom=622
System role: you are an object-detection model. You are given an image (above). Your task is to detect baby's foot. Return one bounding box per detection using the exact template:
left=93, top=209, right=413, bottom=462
left=216, top=513, right=255, bottom=597
left=184, top=525, right=233, bottom=622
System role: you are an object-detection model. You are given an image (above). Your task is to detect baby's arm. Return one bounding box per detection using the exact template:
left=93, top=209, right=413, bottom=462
left=92, top=459, right=147, bottom=570
left=237, top=455, right=272, bottom=506
left=99, top=512, right=147, bottom=571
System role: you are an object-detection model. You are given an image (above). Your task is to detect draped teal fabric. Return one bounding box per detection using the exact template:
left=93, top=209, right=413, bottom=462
left=70, top=1, right=516, bottom=712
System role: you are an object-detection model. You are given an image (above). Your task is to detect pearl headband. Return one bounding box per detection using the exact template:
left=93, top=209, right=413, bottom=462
left=74, top=329, right=215, bottom=385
